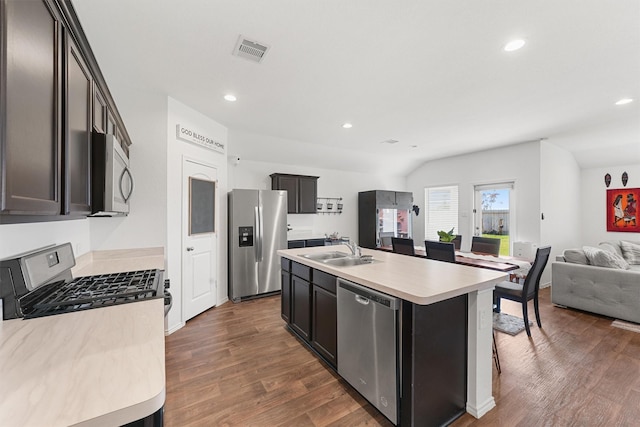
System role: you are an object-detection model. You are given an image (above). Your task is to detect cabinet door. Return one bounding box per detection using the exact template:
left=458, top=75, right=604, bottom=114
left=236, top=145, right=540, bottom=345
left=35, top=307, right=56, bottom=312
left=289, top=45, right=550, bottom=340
left=312, top=284, right=337, bottom=367
left=376, top=190, right=396, bottom=208
left=276, top=175, right=299, bottom=213
left=298, top=176, right=317, bottom=213
left=92, top=86, right=106, bottom=133
left=106, top=109, right=116, bottom=136
left=281, top=270, right=291, bottom=323
left=2, top=0, right=62, bottom=215
left=395, top=191, right=413, bottom=209
left=64, top=35, right=92, bottom=215
left=290, top=275, right=311, bottom=341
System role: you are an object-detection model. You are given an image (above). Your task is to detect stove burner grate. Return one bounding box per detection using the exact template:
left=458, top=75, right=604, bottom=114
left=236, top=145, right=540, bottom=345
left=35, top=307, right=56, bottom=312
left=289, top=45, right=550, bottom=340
left=20, top=269, right=162, bottom=319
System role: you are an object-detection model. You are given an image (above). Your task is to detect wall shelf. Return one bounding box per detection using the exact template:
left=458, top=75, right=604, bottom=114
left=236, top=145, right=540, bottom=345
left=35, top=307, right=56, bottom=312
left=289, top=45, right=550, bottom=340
left=317, top=197, right=343, bottom=214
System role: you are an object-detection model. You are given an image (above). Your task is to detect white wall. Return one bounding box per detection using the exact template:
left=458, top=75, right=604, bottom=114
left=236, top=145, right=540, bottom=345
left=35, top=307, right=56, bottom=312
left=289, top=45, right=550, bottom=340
left=581, top=163, right=640, bottom=246
left=89, top=88, right=168, bottom=251
left=229, top=158, right=406, bottom=242
left=0, top=84, right=169, bottom=260
left=407, top=141, right=542, bottom=252
left=0, top=219, right=90, bottom=259
left=540, top=141, right=581, bottom=284
left=166, top=97, right=228, bottom=333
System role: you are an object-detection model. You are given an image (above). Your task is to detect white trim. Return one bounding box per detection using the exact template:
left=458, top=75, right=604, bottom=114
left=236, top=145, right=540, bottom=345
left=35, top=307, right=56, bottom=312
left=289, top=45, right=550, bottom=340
left=466, top=396, right=497, bottom=419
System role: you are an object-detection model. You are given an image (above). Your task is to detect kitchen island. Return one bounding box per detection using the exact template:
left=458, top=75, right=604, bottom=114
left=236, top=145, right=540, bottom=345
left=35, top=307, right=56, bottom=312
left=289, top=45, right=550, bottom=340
left=278, top=245, right=505, bottom=426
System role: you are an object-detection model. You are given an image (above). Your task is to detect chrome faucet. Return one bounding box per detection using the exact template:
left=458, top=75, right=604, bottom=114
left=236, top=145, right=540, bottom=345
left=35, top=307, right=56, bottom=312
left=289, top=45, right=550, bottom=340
left=345, top=240, right=361, bottom=258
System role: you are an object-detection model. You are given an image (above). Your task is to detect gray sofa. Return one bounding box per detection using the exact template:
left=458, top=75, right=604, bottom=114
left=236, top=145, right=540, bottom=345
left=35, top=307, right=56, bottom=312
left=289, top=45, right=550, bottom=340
left=552, top=240, right=640, bottom=324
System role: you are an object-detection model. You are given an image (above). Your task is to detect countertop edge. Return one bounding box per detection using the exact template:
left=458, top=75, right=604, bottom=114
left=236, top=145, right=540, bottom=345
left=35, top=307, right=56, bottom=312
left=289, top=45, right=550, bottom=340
left=278, top=246, right=505, bottom=304
left=71, top=388, right=165, bottom=427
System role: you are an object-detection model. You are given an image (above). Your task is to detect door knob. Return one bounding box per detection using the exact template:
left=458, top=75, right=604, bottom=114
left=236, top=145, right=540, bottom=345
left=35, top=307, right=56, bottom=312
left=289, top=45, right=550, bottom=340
left=186, top=247, right=194, bottom=251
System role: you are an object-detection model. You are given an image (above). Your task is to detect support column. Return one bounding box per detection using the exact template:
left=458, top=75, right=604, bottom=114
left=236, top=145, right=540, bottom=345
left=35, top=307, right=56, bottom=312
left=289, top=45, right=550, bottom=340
left=466, top=286, right=496, bottom=418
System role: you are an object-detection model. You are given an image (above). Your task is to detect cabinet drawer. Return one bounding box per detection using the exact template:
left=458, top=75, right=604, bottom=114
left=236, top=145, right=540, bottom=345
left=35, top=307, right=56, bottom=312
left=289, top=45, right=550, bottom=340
left=305, top=238, right=327, bottom=247
left=313, top=269, right=337, bottom=294
left=291, top=261, right=311, bottom=281
left=288, top=240, right=305, bottom=249
left=281, top=257, right=291, bottom=272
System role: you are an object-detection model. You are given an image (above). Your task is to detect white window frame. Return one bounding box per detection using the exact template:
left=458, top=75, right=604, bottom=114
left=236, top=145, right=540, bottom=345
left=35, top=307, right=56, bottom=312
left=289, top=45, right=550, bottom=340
left=424, top=185, right=459, bottom=242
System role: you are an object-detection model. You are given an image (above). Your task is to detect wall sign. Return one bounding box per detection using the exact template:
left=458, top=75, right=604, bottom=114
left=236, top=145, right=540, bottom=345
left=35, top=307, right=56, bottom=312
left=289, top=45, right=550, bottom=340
left=176, top=124, right=225, bottom=154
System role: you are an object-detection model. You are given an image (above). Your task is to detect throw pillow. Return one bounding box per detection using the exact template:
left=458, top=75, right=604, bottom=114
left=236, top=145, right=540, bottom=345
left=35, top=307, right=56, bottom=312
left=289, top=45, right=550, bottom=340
left=599, top=242, right=619, bottom=255
left=563, top=249, right=589, bottom=265
left=620, top=241, right=640, bottom=265
left=583, top=246, right=630, bottom=270
left=598, top=241, right=624, bottom=257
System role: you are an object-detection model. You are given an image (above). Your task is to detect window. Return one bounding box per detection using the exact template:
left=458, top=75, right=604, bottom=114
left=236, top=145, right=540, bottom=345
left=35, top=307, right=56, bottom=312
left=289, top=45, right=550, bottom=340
left=424, top=185, right=459, bottom=241
left=473, top=182, right=514, bottom=256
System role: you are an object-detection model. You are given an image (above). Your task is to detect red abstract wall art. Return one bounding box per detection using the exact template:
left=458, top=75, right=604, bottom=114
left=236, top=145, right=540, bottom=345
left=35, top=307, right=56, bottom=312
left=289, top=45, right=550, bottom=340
left=607, top=188, right=639, bottom=232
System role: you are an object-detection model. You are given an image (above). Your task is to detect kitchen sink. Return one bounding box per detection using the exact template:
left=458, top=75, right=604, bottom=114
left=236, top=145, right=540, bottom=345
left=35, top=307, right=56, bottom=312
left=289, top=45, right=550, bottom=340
left=301, top=251, right=349, bottom=261
left=323, top=256, right=375, bottom=267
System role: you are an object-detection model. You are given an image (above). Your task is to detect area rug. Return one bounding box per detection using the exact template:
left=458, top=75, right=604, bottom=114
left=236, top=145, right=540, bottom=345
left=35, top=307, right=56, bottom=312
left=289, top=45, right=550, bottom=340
left=493, top=312, right=532, bottom=336
left=612, top=319, right=640, bottom=333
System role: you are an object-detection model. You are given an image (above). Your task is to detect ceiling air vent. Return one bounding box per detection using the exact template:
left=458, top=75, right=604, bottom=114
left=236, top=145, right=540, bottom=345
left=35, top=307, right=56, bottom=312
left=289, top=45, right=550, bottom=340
left=233, top=35, right=270, bottom=63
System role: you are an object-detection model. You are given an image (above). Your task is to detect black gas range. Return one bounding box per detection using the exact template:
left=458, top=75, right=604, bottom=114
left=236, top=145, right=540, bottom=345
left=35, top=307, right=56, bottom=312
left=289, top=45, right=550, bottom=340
left=0, top=243, right=167, bottom=320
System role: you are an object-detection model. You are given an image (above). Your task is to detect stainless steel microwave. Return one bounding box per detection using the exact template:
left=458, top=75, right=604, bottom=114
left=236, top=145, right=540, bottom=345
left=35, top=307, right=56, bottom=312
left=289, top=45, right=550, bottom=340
left=90, top=132, right=134, bottom=216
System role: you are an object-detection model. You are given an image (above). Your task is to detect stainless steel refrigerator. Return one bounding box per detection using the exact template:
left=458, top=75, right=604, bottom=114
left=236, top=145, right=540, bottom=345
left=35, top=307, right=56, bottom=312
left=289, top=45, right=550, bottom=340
left=228, top=189, right=288, bottom=302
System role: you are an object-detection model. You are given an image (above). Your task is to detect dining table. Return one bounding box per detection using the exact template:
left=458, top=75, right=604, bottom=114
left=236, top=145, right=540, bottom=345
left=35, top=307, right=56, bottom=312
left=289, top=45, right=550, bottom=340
left=377, top=245, right=531, bottom=273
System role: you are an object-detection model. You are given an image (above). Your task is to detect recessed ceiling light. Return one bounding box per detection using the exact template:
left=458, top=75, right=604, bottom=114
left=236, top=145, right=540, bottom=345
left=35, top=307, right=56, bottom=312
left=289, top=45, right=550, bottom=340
left=504, top=39, right=526, bottom=52
left=342, top=123, right=353, bottom=129
left=615, top=98, right=633, bottom=105
left=224, top=94, right=237, bottom=102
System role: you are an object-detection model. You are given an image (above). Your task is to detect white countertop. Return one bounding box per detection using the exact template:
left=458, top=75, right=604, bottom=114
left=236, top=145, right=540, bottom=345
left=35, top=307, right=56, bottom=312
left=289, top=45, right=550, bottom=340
left=0, top=247, right=167, bottom=427
left=278, top=245, right=507, bottom=305
left=72, top=247, right=165, bottom=277
left=0, top=299, right=165, bottom=427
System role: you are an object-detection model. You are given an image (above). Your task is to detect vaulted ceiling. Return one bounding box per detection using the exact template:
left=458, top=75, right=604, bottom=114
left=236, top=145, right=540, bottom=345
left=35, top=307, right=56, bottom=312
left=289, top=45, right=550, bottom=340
left=74, top=0, right=640, bottom=175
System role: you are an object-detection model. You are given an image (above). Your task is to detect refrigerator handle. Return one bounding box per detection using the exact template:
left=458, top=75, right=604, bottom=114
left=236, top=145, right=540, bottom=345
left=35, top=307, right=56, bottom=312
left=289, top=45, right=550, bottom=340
left=254, top=206, right=263, bottom=262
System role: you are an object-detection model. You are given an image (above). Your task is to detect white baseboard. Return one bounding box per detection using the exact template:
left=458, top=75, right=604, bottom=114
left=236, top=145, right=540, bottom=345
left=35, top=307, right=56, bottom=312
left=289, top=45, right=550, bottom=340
left=466, top=396, right=496, bottom=419
left=165, top=321, right=185, bottom=336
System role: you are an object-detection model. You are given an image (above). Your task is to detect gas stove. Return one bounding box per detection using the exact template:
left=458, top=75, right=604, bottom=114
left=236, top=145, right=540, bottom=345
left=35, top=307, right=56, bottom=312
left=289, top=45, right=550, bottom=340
left=1, top=243, right=165, bottom=320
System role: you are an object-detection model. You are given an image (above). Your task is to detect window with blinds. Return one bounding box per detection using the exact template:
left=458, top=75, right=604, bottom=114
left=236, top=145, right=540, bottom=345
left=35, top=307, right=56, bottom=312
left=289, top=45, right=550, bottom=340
left=424, top=185, right=459, bottom=241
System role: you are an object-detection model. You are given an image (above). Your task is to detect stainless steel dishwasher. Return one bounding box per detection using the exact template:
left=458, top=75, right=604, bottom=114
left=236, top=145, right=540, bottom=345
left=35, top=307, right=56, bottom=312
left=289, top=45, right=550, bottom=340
left=337, top=278, right=400, bottom=425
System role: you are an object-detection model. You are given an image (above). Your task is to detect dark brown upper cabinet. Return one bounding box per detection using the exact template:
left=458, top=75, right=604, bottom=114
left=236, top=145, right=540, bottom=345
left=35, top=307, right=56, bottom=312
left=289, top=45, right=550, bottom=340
left=1, top=0, right=63, bottom=217
left=92, top=86, right=107, bottom=134
left=270, top=173, right=318, bottom=214
left=1, top=0, right=133, bottom=223
left=64, top=34, right=92, bottom=215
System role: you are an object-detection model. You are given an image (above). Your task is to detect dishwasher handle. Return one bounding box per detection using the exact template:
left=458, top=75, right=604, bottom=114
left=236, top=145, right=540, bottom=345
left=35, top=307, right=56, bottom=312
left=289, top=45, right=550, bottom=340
left=355, top=295, right=370, bottom=305
left=338, top=279, right=399, bottom=310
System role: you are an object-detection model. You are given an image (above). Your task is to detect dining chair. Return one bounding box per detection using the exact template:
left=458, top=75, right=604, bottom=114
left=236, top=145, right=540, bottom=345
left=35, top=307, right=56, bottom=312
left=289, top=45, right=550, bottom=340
left=493, top=246, right=551, bottom=337
left=424, top=240, right=456, bottom=263
left=471, top=236, right=501, bottom=255
left=391, top=237, right=415, bottom=256
left=439, top=234, right=462, bottom=250
left=492, top=331, right=501, bottom=374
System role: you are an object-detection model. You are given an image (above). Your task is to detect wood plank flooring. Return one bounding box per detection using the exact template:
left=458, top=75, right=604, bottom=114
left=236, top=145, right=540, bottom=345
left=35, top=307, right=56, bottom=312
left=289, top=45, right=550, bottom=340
left=164, top=287, right=640, bottom=426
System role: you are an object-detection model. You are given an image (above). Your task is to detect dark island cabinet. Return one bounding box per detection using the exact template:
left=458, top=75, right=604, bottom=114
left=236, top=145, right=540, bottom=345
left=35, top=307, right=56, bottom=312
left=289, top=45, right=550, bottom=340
left=1, top=0, right=132, bottom=223
left=290, top=271, right=311, bottom=341
left=281, top=258, right=337, bottom=368
left=311, top=269, right=337, bottom=367
left=1, top=0, right=63, bottom=216
left=280, top=258, right=291, bottom=323
left=270, top=173, right=318, bottom=214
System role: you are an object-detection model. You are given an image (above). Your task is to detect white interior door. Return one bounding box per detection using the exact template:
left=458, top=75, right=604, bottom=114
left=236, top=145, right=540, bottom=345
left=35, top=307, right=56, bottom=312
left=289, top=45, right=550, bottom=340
left=182, top=158, right=218, bottom=321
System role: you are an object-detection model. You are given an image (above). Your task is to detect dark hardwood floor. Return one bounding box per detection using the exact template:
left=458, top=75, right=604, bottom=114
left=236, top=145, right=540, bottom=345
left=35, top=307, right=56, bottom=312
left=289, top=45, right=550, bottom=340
left=164, top=287, right=640, bottom=426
